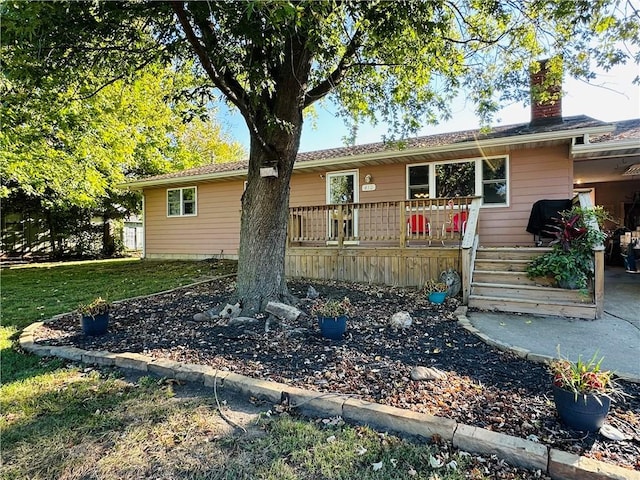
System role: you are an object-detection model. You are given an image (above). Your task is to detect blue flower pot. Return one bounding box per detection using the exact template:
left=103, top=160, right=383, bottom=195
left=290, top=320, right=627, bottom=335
left=428, top=292, right=447, bottom=304
left=318, top=315, right=347, bottom=340
left=81, top=313, right=109, bottom=336
left=552, top=385, right=611, bottom=432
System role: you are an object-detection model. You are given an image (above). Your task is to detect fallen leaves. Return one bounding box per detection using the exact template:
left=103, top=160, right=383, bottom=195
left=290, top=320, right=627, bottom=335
left=35, top=277, right=640, bottom=473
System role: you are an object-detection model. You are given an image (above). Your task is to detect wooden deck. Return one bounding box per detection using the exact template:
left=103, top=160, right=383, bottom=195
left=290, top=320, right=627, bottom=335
left=285, top=246, right=462, bottom=287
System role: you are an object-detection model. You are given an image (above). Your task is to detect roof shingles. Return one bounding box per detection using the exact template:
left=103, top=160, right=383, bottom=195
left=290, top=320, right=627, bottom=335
left=132, top=115, right=615, bottom=184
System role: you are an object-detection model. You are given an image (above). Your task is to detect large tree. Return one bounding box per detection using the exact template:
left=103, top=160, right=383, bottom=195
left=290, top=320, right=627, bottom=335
left=2, top=1, right=638, bottom=310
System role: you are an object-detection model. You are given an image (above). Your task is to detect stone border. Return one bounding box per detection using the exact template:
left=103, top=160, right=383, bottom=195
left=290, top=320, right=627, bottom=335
left=454, top=306, right=640, bottom=384
left=19, top=320, right=639, bottom=480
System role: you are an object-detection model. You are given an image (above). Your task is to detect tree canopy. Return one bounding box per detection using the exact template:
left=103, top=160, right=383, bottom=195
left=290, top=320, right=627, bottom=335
left=1, top=57, right=244, bottom=256
left=2, top=0, right=638, bottom=306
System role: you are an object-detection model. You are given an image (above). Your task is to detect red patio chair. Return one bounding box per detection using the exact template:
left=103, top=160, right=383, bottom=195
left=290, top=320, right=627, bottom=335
left=445, top=211, right=468, bottom=234
left=407, top=214, right=430, bottom=235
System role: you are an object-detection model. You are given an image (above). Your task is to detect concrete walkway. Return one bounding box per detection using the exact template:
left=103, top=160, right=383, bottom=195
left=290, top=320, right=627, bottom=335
left=467, top=266, right=640, bottom=380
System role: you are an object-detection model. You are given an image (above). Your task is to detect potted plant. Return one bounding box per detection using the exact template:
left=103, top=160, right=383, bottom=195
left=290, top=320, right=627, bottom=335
left=527, top=206, right=608, bottom=290
left=549, top=351, right=619, bottom=432
left=310, top=296, right=352, bottom=340
left=424, top=279, right=448, bottom=304
left=78, top=297, right=110, bottom=336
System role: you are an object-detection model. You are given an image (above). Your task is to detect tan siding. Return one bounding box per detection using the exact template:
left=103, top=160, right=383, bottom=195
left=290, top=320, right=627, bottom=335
left=144, top=181, right=243, bottom=256
left=479, top=145, right=573, bottom=246
left=143, top=144, right=575, bottom=256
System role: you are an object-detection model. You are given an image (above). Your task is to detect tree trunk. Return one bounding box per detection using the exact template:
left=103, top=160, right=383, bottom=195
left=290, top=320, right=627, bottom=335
left=220, top=33, right=312, bottom=315
left=235, top=100, right=305, bottom=314
left=236, top=139, right=298, bottom=314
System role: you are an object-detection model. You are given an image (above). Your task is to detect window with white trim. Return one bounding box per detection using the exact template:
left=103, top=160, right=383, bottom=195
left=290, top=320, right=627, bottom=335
left=167, top=186, right=197, bottom=217
left=407, top=156, right=508, bottom=206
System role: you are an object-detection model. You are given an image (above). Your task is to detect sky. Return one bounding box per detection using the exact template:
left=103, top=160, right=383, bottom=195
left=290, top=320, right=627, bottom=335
left=217, top=61, right=640, bottom=154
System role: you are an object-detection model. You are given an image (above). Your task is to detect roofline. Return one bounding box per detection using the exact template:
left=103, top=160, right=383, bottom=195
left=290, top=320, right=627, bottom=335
left=571, top=138, right=640, bottom=158
left=120, top=123, right=614, bottom=190
left=121, top=169, right=249, bottom=189
left=295, top=124, right=614, bottom=170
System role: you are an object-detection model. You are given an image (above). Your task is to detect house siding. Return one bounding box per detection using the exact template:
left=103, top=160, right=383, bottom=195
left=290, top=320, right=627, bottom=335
left=482, top=145, right=573, bottom=246
left=144, top=181, right=243, bottom=258
left=142, top=144, right=573, bottom=258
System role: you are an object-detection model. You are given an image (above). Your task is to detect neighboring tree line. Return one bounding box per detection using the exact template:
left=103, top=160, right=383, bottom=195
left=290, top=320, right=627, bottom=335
left=1, top=62, right=245, bottom=258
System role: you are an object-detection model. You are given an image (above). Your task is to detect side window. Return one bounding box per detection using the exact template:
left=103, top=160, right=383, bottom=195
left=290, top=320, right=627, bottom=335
left=167, top=187, right=197, bottom=217
left=482, top=158, right=508, bottom=205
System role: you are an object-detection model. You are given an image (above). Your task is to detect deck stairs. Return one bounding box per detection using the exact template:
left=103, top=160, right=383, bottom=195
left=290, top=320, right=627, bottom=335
left=468, top=247, right=597, bottom=319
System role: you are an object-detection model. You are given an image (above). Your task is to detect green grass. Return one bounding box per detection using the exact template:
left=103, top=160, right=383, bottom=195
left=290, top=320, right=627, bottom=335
left=2, top=368, right=487, bottom=479
left=1, top=258, right=234, bottom=331
left=0, top=259, right=525, bottom=479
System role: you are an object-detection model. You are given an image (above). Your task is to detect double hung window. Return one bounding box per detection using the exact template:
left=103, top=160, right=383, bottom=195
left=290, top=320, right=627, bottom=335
left=167, top=187, right=197, bottom=217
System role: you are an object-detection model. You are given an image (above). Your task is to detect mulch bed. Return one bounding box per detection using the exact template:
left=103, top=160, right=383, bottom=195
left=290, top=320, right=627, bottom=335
left=35, top=276, right=640, bottom=474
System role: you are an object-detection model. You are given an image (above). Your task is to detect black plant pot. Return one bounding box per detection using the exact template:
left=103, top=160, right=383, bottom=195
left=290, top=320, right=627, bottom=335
left=317, top=315, right=347, bottom=340
left=552, top=385, right=611, bottom=432
left=81, top=313, right=109, bottom=336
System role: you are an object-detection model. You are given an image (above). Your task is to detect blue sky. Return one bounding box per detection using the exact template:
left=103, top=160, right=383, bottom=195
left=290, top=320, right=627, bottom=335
left=217, top=61, right=639, bottom=154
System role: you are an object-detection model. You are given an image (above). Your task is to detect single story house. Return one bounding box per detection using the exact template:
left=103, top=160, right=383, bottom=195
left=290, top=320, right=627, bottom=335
left=123, top=72, right=640, bottom=320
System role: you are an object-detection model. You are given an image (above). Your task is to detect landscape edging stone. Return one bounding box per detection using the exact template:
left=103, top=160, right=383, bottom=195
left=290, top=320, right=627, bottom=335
left=548, top=448, right=640, bottom=480
left=452, top=423, right=548, bottom=472
left=17, top=312, right=637, bottom=480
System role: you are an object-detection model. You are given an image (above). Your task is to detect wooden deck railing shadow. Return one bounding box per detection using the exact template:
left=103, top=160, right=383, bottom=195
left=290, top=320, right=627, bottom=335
left=288, top=196, right=479, bottom=248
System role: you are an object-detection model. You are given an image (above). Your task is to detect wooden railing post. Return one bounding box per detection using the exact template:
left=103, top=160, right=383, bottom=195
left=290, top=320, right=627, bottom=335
left=399, top=201, right=406, bottom=248
left=337, top=205, right=344, bottom=247
left=593, top=248, right=605, bottom=319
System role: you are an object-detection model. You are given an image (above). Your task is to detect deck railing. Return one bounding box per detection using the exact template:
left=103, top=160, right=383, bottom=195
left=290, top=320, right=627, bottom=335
left=288, top=196, right=478, bottom=247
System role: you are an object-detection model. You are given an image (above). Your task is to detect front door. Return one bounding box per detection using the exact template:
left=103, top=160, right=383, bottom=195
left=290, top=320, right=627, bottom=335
left=326, top=171, right=358, bottom=241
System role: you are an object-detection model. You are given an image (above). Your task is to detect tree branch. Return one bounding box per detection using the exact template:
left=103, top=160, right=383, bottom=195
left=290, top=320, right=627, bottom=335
left=171, top=1, right=276, bottom=157
left=303, top=28, right=365, bottom=108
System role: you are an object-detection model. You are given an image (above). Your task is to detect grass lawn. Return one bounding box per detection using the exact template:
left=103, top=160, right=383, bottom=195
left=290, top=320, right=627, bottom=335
left=0, top=259, right=507, bottom=479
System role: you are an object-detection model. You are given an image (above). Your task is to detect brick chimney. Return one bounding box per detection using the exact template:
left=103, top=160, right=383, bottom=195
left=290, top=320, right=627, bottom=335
left=530, top=58, right=563, bottom=126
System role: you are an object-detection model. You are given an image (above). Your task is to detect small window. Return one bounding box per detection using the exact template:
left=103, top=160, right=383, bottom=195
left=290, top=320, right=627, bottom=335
left=167, top=187, right=197, bottom=217
left=408, top=165, right=430, bottom=199
left=482, top=158, right=507, bottom=205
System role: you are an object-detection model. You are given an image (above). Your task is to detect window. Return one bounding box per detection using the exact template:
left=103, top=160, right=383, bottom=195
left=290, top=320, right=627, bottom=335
left=435, top=161, right=475, bottom=198
left=407, top=156, right=508, bottom=206
left=167, top=187, right=197, bottom=217
left=482, top=157, right=507, bottom=205
left=408, top=165, right=430, bottom=199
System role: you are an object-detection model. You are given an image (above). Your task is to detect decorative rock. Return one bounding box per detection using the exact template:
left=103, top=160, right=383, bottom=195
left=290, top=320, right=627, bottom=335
left=193, top=311, right=216, bottom=322
left=410, top=366, right=447, bottom=381
left=389, top=311, right=412, bottom=329
left=226, top=316, right=260, bottom=327
left=265, top=301, right=302, bottom=322
left=600, top=424, right=630, bottom=441
left=306, top=286, right=319, bottom=299
left=219, top=302, right=241, bottom=319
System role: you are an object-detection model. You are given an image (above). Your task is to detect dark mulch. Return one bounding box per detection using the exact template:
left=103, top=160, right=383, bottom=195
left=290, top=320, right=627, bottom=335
left=35, top=276, right=640, bottom=474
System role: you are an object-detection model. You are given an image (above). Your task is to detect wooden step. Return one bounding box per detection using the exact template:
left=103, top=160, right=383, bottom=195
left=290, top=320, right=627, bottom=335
left=471, top=282, right=593, bottom=303
left=475, top=246, right=552, bottom=261
left=472, top=270, right=555, bottom=286
left=468, top=295, right=597, bottom=319
left=473, top=258, right=532, bottom=272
